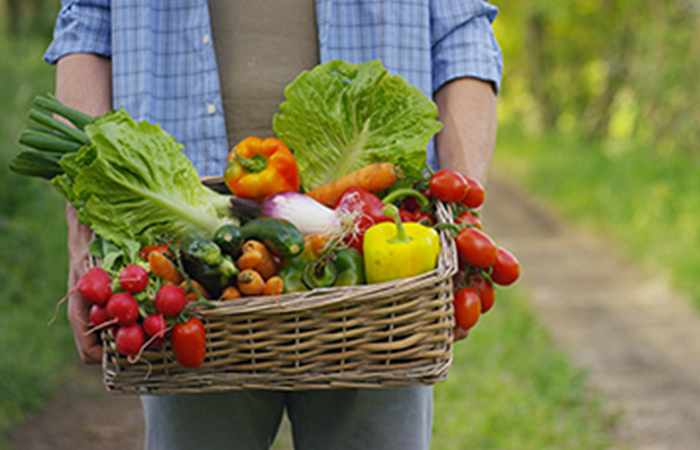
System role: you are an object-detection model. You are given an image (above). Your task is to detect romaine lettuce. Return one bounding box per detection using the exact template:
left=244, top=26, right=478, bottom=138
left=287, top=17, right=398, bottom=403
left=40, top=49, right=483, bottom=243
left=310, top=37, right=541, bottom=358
left=52, top=109, right=233, bottom=247
left=273, top=59, right=442, bottom=191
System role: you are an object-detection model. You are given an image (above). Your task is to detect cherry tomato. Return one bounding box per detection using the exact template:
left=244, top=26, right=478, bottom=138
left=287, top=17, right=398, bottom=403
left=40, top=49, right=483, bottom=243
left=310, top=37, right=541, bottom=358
left=413, top=211, right=435, bottom=227
left=429, top=170, right=468, bottom=203
left=455, top=210, right=483, bottom=230
left=462, top=177, right=485, bottom=208
left=399, top=207, right=416, bottom=223
left=139, top=244, right=169, bottom=260
left=469, top=275, right=496, bottom=314
left=403, top=188, right=432, bottom=212
left=170, top=317, right=207, bottom=368
left=491, top=247, right=521, bottom=286
left=455, top=227, right=498, bottom=268
left=453, top=287, right=481, bottom=330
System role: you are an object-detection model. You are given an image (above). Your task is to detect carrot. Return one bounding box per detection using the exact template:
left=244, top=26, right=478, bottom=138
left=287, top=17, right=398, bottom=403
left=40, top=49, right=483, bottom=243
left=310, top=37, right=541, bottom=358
left=262, top=276, right=284, bottom=296
left=236, top=248, right=263, bottom=271
left=221, top=285, right=242, bottom=301
left=148, top=251, right=183, bottom=285
left=310, top=233, right=332, bottom=255
left=306, top=162, right=400, bottom=206
left=180, top=279, right=211, bottom=301
left=238, top=240, right=277, bottom=279
left=237, top=269, right=265, bottom=296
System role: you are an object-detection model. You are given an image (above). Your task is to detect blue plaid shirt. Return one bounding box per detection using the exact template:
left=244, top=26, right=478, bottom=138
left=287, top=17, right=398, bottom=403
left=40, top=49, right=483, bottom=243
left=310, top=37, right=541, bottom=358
left=45, top=0, right=502, bottom=176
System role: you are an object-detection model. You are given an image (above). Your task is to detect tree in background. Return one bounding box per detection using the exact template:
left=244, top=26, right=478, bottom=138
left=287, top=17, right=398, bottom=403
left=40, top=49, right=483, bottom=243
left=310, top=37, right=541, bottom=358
left=3, top=0, right=54, bottom=38
left=494, top=0, right=700, bottom=155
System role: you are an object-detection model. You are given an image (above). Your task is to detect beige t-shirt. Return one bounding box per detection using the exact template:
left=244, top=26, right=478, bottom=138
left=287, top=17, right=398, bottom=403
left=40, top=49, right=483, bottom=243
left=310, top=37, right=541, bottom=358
left=208, top=0, right=320, bottom=150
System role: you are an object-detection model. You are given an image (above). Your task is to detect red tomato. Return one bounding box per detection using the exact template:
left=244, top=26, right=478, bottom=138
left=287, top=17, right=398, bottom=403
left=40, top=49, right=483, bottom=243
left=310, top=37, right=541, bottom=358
left=455, top=227, right=498, bottom=268
left=491, top=247, right=521, bottom=286
left=455, top=210, right=483, bottom=230
left=403, top=188, right=432, bottom=212
left=453, top=287, right=481, bottom=330
left=170, top=317, right=207, bottom=368
left=413, top=211, right=435, bottom=226
left=399, top=207, right=416, bottom=223
left=429, top=170, right=468, bottom=203
left=139, top=244, right=169, bottom=260
left=470, top=275, right=496, bottom=314
left=462, top=177, right=485, bottom=208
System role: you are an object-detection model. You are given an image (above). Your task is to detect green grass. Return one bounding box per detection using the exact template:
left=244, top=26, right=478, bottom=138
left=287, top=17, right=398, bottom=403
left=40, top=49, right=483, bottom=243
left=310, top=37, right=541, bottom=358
left=432, top=288, right=615, bottom=450
left=495, top=125, right=700, bottom=309
left=0, top=31, right=76, bottom=438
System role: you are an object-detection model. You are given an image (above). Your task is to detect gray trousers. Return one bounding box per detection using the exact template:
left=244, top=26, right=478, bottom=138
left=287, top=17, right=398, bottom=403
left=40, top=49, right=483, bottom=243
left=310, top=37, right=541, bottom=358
left=141, top=386, right=433, bottom=450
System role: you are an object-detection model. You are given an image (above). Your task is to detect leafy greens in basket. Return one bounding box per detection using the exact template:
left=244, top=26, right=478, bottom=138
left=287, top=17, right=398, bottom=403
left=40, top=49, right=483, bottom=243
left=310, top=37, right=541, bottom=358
left=273, top=59, right=443, bottom=191
left=10, top=95, right=235, bottom=249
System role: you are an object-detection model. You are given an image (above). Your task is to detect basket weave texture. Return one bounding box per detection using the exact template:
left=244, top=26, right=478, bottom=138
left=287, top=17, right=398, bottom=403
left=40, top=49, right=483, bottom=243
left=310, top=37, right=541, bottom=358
left=102, top=201, right=458, bottom=394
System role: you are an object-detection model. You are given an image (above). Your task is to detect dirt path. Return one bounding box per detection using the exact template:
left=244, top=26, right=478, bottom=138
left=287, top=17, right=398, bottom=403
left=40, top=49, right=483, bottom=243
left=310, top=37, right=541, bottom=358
left=6, top=174, right=700, bottom=449
left=484, top=174, right=700, bottom=450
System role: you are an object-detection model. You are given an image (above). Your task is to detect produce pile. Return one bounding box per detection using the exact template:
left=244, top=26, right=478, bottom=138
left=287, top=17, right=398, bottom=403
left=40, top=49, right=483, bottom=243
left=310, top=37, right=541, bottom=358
left=9, top=60, right=519, bottom=370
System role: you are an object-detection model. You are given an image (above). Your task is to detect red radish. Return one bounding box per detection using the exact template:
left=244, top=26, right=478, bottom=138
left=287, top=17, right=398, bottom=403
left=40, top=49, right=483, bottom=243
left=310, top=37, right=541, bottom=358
left=53, top=268, right=113, bottom=324
left=142, top=314, right=167, bottom=348
left=106, top=293, right=140, bottom=326
left=119, top=264, right=149, bottom=294
left=154, top=285, right=188, bottom=317
left=70, top=267, right=113, bottom=305
left=89, top=304, right=110, bottom=327
left=115, top=324, right=145, bottom=356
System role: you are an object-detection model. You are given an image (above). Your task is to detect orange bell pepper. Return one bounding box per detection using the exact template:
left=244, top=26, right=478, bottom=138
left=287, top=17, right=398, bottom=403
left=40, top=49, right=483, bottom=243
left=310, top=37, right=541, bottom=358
left=224, top=137, right=300, bottom=201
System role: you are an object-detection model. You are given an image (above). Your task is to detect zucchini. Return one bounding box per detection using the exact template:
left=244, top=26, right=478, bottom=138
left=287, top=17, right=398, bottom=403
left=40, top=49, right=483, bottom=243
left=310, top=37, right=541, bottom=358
left=240, top=217, right=304, bottom=257
left=180, top=235, right=238, bottom=296
left=183, top=254, right=238, bottom=297
left=213, top=224, right=243, bottom=258
left=181, top=235, right=223, bottom=266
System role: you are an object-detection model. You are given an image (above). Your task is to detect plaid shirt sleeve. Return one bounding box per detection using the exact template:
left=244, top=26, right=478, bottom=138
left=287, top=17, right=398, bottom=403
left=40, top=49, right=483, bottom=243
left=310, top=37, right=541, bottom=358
left=431, top=0, right=503, bottom=94
left=43, top=0, right=112, bottom=64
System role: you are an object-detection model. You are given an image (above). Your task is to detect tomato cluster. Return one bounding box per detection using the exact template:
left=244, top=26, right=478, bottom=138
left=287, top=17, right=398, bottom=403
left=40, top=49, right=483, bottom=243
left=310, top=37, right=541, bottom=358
left=401, top=169, right=521, bottom=337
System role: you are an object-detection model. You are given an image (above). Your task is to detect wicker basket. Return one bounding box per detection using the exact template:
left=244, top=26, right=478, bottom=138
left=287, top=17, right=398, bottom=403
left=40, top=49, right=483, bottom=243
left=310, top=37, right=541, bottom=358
left=101, top=200, right=458, bottom=394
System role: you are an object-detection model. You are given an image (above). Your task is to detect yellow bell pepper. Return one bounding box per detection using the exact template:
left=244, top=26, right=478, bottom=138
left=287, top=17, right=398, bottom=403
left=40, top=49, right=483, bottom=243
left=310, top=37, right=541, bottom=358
left=363, top=204, right=440, bottom=284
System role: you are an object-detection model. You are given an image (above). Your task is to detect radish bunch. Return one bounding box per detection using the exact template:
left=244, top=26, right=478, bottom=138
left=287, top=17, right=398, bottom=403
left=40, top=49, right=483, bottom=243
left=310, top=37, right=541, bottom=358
left=73, top=259, right=204, bottom=367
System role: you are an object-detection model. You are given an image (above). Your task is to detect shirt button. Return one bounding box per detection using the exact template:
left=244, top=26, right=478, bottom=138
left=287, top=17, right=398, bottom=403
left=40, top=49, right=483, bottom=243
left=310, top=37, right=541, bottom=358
left=203, top=34, right=211, bottom=44
left=207, top=104, right=216, bottom=115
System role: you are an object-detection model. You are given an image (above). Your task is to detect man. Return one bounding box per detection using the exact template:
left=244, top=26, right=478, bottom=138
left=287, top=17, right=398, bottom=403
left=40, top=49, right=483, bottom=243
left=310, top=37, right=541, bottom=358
left=46, top=1, right=501, bottom=448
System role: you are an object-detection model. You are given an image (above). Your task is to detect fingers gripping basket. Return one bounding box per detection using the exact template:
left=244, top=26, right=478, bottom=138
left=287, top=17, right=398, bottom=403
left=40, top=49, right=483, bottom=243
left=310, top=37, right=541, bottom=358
left=102, top=202, right=458, bottom=394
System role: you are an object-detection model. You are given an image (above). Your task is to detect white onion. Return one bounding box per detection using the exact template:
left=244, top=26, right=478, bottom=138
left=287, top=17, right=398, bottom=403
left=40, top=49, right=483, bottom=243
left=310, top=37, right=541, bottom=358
left=261, top=192, right=343, bottom=236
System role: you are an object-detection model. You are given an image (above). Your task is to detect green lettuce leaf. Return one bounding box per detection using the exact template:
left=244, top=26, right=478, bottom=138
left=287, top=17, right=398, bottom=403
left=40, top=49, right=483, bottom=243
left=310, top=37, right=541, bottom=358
left=55, top=109, right=231, bottom=247
left=273, top=59, right=443, bottom=191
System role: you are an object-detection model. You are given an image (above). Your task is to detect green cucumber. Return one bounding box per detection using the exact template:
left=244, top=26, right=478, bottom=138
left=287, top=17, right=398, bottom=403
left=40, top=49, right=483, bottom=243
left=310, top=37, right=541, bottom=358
left=240, top=217, right=304, bottom=257
left=181, top=235, right=223, bottom=266
left=213, top=224, right=243, bottom=258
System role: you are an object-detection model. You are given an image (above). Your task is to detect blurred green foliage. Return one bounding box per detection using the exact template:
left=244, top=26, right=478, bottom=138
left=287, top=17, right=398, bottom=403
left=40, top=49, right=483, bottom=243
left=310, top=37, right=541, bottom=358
left=494, top=0, right=700, bottom=154
left=0, top=4, right=76, bottom=438
left=496, top=125, right=700, bottom=309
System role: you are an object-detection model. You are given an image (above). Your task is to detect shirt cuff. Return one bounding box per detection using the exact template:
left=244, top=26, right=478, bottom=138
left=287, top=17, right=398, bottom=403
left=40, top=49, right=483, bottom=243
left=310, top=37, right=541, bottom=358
left=431, top=7, right=503, bottom=95
left=43, top=1, right=112, bottom=65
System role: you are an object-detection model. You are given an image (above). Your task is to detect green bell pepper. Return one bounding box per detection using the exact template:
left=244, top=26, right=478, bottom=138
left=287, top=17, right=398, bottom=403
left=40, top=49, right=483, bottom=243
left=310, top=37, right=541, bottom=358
left=278, top=238, right=365, bottom=293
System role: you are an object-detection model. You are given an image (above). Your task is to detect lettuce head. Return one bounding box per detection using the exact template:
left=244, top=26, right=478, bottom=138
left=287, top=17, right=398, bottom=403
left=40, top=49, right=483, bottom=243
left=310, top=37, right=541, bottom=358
left=273, top=59, right=442, bottom=191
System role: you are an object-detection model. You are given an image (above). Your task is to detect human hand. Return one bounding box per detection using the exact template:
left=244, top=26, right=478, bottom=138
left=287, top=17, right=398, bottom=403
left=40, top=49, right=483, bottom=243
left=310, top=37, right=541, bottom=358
left=66, top=203, right=103, bottom=364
